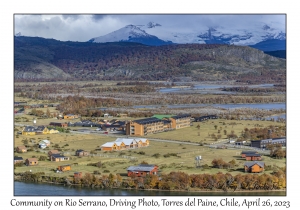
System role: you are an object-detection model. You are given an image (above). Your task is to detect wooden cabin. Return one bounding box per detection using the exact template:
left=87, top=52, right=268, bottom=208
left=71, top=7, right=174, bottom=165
left=244, top=161, right=265, bottom=173
left=25, top=158, right=38, bottom=166
left=245, top=153, right=262, bottom=161
left=127, top=164, right=158, bottom=177
left=14, top=156, right=24, bottom=164
left=50, top=154, right=70, bottom=162
left=74, top=172, right=82, bottom=178
left=100, top=142, right=118, bottom=151
left=49, top=122, right=68, bottom=128
left=75, top=149, right=90, bottom=157
left=241, top=151, right=258, bottom=158
left=57, top=164, right=71, bottom=172
left=16, top=145, right=27, bottom=153
left=48, top=150, right=60, bottom=157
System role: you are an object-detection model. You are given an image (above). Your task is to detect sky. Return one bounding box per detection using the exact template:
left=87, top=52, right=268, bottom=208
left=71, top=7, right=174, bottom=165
left=14, top=14, right=286, bottom=42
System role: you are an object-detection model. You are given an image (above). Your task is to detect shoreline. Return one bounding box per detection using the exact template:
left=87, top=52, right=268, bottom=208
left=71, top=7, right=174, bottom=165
left=14, top=179, right=286, bottom=194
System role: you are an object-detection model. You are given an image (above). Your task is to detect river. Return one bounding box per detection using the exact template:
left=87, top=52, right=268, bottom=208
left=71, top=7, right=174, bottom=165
left=133, top=103, right=286, bottom=110
left=14, top=181, right=286, bottom=196
left=158, top=84, right=276, bottom=94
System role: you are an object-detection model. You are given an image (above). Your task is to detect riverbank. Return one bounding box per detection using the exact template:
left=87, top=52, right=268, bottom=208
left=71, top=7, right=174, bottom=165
left=14, top=169, right=286, bottom=194
left=14, top=180, right=286, bottom=196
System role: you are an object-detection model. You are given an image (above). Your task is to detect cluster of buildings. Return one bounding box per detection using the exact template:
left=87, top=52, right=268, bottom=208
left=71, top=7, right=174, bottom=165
left=22, top=126, right=59, bottom=135
left=250, top=137, right=286, bottom=148
left=126, top=114, right=191, bottom=136
left=100, top=138, right=149, bottom=151
left=241, top=151, right=264, bottom=173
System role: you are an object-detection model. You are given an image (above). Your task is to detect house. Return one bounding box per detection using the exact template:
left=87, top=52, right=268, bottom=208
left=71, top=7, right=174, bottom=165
left=100, top=142, right=118, bottom=151
left=127, top=164, right=158, bottom=177
left=244, top=161, right=265, bottom=173
left=64, top=114, right=78, bottom=120
left=75, top=149, right=90, bottom=157
left=49, top=122, right=68, bottom=128
left=57, top=164, right=71, bottom=172
left=48, top=150, right=60, bottom=157
left=39, top=139, right=50, bottom=149
left=170, top=114, right=191, bottom=129
left=25, top=158, right=38, bottom=166
left=251, top=137, right=286, bottom=148
left=35, top=126, right=50, bottom=135
left=14, top=156, right=23, bottom=164
left=126, top=117, right=164, bottom=136
left=74, top=172, right=82, bottom=178
left=16, top=145, right=27, bottom=153
left=135, top=138, right=149, bottom=147
left=115, top=138, right=138, bottom=149
left=49, top=129, right=59, bottom=134
left=22, top=126, right=36, bottom=135
left=50, top=154, right=70, bottom=162
left=245, top=153, right=262, bottom=161
left=241, top=151, right=258, bottom=158
left=22, top=126, right=50, bottom=135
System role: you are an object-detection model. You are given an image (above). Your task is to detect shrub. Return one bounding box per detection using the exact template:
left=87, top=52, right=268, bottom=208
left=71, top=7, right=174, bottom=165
left=152, top=153, right=161, bottom=158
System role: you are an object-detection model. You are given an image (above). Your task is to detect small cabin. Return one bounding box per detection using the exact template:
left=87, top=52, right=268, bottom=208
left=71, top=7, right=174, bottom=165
left=241, top=151, right=258, bottom=158
left=57, top=164, right=71, bottom=172
left=75, top=149, right=90, bottom=157
left=16, top=145, right=27, bottom=153
left=74, top=172, right=82, bottom=178
left=245, top=153, right=262, bottom=161
left=25, top=158, right=38, bottom=166
left=127, top=164, right=158, bottom=177
left=244, top=161, right=265, bottom=173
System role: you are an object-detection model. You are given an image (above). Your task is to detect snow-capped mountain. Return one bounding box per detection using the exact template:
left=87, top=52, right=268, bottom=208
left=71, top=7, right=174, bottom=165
left=88, top=24, right=172, bottom=46
left=89, top=22, right=286, bottom=51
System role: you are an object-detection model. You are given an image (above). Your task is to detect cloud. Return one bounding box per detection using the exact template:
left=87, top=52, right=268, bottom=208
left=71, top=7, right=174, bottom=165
left=14, top=14, right=286, bottom=42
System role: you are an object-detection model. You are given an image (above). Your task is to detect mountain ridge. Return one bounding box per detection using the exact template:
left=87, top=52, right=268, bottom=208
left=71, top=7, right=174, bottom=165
left=14, top=36, right=286, bottom=82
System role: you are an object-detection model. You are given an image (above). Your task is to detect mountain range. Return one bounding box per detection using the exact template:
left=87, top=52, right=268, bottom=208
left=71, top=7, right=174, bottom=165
left=14, top=36, right=286, bottom=82
left=88, top=22, right=286, bottom=52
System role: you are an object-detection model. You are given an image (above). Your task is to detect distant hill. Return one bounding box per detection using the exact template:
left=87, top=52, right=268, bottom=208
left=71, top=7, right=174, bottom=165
left=14, top=36, right=286, bottom=82
left=249, top=39, right=286, bottom=52
left=264, top=50, right=286, bottom=59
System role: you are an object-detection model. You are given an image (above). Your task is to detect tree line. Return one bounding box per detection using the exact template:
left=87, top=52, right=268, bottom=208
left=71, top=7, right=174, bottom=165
left=17, top=168, right=286, bottom=192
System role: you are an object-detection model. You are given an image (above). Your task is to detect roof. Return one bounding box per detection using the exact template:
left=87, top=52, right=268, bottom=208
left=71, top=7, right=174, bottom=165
left=51, top=154, right=67, bottom=158
left=152, top=115, right=175, bottom=120
left=76, top=149, right=84, bottom=153
left=241, top=151, right=258, bottom=154
left=26, top=158, right=38, bottom=161
left=127, top=164, right=157, bottom=172
left=17, top=145, right=27, bottom=149
left=135, top=138, right=148, bottom=143
left=133, top=117, right=162, bottom=125
left=245, top=154, right=261, bottom=157
left=115, top=138, right=137, bottom=145
left=14, top=156, right=23, bottom=160
left=244, top=161, right=265, bottom=168
left=101, top=142, right=116, bottom=147
left=170, top=114, right=191, bottom=120
left=39, top=139, right=50, bottom=144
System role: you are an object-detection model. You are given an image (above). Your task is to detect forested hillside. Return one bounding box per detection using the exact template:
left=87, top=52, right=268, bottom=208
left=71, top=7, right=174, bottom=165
left=14, top=36, right=286, bottom=83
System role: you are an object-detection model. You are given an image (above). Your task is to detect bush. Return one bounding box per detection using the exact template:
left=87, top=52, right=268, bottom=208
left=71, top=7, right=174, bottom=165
left=137, top=151, right=145, bottom=155
left=152, top=153, right=161, bottom=158
left=103, top=170, right=110, bottom=173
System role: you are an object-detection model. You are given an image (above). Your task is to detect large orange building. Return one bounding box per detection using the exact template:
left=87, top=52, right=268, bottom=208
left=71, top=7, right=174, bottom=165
left=170, top=114, right=191, bottom=129
left=126, top=117, right=164, bottom=136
